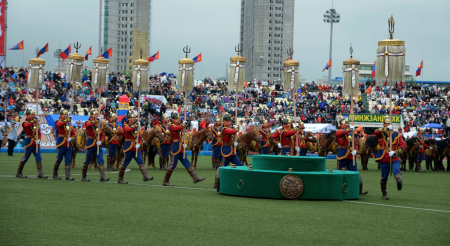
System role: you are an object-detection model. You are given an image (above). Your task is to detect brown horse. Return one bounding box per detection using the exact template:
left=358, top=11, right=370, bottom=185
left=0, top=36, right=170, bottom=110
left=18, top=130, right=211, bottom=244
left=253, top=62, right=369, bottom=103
left=269, top=138, right=280, bottom=155
left=188, top=127, right=213, bottom=169
left=142, top=127, right=164, bottom=169
left=317, top=131, right=336, bottom=157
left=237, top=128, right=262, bottom=166
left=355, top=135, right=379, bottom=171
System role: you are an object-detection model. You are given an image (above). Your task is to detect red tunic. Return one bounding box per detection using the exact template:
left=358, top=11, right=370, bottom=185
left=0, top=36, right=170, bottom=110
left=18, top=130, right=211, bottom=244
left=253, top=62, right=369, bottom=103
left=170, top=124, right=185, bottom=154
left=374, top=128, right=406, bottom=163
left=259, top=128, right=270, bottom=147
left=271, top=129, right=296, bottom=147
left=158, top=123, right=172, bottom=145
left=85, top=120, right=105, bottom=148
left=55, top=119, right=76, bottom=147
left=22, top=120, right=41, bottom=147
left=221, top=127, right=238, bottom=155
left=123, top=124, right=143, bottom=152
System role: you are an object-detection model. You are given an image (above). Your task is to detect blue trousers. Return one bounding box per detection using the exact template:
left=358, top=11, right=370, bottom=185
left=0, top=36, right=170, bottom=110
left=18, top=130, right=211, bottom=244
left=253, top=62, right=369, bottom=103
left=261, top=147, right=270, bottom=155
left=83, top=147, right=104, bottom=166
left=280, top=147, right=291, bottom=155
left=108, top=144, right=118, bottom=158
left=122, top=150, right=144, bottom=167
left=415, top=152, right=424, bottom=163
left=380, top=160, right=401, bottom=183
left=168, top=152, right=191, bottom=170
left=56, top=146, right=72, bottom=165
left=213, top=146, right=222, bottom=158
left=221, top=154, right=242, bottom=167
left=299, top=148, right=307, bottom=156
left=160, top=144, right=170, bottom=157
left=21, top=146, right=42, bottom=163
left=337, top=158, right=358, bottom=171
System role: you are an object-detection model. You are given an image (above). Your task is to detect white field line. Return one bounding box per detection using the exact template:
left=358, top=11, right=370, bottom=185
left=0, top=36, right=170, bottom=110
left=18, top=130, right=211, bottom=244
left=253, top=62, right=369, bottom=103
left=1, top=175, right=449, bottom=213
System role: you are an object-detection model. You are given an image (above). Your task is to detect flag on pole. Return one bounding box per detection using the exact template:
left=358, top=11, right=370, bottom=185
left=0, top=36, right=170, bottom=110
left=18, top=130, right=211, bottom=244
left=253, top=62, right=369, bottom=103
left=85, top=46, right=92, bottom=60
left=59, top=45, right=71, bottom=60
left=37, top=43, right=48, bottom=57
left=285, top=57, right=290, bottom=62
left=371, top=61, right=376, bottom=78
left=147, top=51, right=159, bottom=62
left=322, top=59, right=331, bottom=72
left=192, top=53, right=202, bottom=63
left=416, top=60, right=423, bottom=77
left=9, top=40, right=24, bottom=50
left=100, top=48, right=113, bottom=59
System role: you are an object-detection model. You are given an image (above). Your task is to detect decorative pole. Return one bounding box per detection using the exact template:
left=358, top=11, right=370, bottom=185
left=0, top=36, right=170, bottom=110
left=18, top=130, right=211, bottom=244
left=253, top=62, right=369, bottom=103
left=283, top=48, right=299, bottom=155
left=375, top=15, right=405, bottom=175
left=132, top=49, right=150, bottom=158
left=229, top=45, right=246, bottom=154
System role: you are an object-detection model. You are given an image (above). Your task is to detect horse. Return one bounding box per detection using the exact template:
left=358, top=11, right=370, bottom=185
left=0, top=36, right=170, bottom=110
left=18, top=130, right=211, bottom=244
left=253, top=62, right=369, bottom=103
left=355, top=135, right=379, bottom=171
left=188, top=127, right=213, bottom=169
left=424, top=139, right=437, bottom=171
left=317, top=131, right=336, bottom=157
left=403, top=137, right=422, bottom=171
left=431, top=138, right=450, bottom=172
left=142, top=127, right=165, bottom=169
left=237, top=128, right=262, bottom=166
left=269, top=138, right=280, bottom=155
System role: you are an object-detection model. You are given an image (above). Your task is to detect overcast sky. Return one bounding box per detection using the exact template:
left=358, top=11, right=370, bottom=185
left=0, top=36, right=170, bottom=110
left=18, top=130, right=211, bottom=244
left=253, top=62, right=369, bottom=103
left=6, top=0, right=450, bottom=82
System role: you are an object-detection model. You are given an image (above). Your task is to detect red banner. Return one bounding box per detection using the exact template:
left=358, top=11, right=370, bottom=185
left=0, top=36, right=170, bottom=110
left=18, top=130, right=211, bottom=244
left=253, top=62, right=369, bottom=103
left=0, top=0, right=5, bottom=56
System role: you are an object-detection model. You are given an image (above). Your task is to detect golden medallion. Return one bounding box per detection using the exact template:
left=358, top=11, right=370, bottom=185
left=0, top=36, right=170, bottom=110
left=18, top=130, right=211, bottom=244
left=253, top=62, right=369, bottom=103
left=279, top=174, right=304, bottom=199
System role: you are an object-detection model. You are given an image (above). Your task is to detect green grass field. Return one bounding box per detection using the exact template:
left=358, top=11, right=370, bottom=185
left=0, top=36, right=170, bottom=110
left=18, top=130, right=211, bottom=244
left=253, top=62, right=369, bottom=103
left=1, top=153, right=449, bottom=246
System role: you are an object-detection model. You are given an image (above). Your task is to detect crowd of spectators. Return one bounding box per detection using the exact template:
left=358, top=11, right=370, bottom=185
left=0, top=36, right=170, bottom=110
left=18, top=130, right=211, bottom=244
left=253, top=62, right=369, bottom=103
left=1, top=65, right=450, bottom=138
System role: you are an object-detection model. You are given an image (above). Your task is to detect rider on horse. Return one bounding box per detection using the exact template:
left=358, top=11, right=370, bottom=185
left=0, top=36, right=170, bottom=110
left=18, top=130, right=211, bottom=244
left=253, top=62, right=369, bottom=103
left=270, top=118, right=297, bottom=156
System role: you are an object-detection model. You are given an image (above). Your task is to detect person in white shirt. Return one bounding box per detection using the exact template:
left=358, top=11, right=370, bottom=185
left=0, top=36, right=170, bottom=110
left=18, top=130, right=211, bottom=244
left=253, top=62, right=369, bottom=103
left=239, top=120, right=247, bottom=134
left=190, top=117, right=199, bottom=132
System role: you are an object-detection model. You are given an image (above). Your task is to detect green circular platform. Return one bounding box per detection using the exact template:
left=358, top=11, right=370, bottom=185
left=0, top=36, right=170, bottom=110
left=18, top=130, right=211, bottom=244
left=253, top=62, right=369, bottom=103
left=218, top=155, right=360, bottom=200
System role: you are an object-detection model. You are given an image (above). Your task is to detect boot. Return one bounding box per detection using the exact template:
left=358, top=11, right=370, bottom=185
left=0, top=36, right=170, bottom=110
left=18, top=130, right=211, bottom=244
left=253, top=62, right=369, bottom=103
left=99, top=164, right=110, bottom=182
left=381, top=181, right=389, bottom=200
left=82, top=165, right=90, bottom=181
left=16, top=161, right=27, bottom=178
left=118, top=166, right=128, bottom=184
left=163, top=169, right=174, bottom=186
left=53, top=163, right=61, bottom=180
left=214, top=169, right=220, bottom=190
left=359, top=175, right=368, bottom=195
left=164, top=157, right=169, bottom=170
left=36, top=161, right=48, bottom=179
left=65, top=165, right=74, bottom=180
left=416, top=162, right=423, bottom=173
left=186, top=166, right=205, bottom=183
left=111, top=156, right=118, bottom=171
left=395, top=173, right=402, bottom=190
left=139, top=164, right=153, bottom=181
left=159, top=156, right=164, bottom=170
left=106, top=157, right=112, bottom=171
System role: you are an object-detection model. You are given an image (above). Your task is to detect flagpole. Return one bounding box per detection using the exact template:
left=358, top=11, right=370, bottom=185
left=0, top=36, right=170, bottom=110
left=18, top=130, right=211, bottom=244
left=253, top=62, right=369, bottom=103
left=157, top=49, right=159, bottom=74
left=421, top=59, right=424, bottom=88
left=201, top=52, right=203, bottom=81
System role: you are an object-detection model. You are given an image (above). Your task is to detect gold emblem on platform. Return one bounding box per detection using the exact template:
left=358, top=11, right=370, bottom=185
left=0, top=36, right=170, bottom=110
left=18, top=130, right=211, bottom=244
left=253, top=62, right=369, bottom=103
left=279, top=174, right=304, bottom=199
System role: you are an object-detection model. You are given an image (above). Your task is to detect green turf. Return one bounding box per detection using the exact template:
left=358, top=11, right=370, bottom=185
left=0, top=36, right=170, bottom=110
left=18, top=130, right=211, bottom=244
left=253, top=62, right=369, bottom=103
left=0, top=153, right=449, bottom=245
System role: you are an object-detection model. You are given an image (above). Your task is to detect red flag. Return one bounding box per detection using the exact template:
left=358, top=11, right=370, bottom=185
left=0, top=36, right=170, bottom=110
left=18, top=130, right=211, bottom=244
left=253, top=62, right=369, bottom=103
left=416, top=60, right=423, bottom=77
left=59, top=45, right=71, bottom=60
left=383, top=80, right=387, bottom=87
left=322, top=59, right=332, bottom=72
left=371, top=61, right=376, bottom=78
left=9, top=40, right=24, bottom=50
left=285, top=57, right=290, bottom=62
left=85, top=46, right=92, bottom=60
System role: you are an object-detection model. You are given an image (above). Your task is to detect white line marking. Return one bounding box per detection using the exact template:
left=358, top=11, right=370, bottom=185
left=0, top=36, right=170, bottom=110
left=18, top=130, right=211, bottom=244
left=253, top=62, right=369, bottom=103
left=1, top=175, right=449, bottom=213
left=345, top=200, right=450, bottom=213
left=0, top=175, right=215, bottom=191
